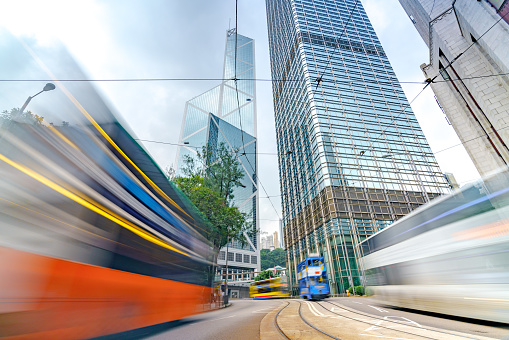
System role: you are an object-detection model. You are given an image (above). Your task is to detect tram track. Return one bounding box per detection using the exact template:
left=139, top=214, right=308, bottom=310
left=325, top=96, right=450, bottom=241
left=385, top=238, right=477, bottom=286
left=274, top=300, right=341, bottom=339
left=316, top=300, right=488, bottom=340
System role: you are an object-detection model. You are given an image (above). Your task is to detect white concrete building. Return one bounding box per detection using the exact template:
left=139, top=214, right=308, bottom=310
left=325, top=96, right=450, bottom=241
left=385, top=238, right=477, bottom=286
left=399, top=0, right=509, bottom=177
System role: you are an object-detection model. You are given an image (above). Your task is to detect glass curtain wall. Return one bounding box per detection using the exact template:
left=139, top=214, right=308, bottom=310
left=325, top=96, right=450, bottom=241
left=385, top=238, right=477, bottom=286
left=176, top=29, right=259, bottom=272
left=266, top=0, right=450, bottom=293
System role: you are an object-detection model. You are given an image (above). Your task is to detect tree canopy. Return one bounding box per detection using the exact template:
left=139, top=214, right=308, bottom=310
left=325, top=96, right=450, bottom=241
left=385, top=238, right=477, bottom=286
left=1, top=108, right=44, bottom=126
left=253, top=270, right=275, bottom=282
left=172, top=143, right=255, bottom=251
left=260, top=248, right=286, bottom=271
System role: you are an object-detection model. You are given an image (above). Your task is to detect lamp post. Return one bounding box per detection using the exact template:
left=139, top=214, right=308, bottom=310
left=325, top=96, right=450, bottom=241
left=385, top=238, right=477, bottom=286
left=19, top=83, right=56, bottom=115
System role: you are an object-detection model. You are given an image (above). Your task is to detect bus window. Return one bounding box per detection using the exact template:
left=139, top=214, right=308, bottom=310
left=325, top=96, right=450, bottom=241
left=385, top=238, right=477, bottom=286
left=310, top=277, right=316, bottom=285
left=318, top=276, right=323, bottom=283
left=313, top=260, right=321, bottom=266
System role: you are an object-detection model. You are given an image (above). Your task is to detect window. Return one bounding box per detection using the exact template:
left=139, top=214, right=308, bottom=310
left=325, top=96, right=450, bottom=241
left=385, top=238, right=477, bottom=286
left=219, top=251, right=225, bottom=260
left=251, top=255, right=257, bottom=264
left=227, top=252, right=234, bottom=261
left=244, top=254, right=250, bottom=263
left=235, top=253, right=242, bottom=262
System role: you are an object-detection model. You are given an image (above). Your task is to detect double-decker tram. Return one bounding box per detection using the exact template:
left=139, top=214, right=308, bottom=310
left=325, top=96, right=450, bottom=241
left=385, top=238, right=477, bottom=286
left=360, top=168, right=509, bottom=323
left=297, top=255, right=331, bottom=300
left=249, top=277, right=290, bottom=299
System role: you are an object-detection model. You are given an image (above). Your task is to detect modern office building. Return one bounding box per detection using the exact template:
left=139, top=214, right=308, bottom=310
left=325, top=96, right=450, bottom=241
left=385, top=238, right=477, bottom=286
left=398, top=0, right=509, bottom=177
left=265, top=0, right=451, bottom=293
left=176, top=28, right=260, bottom=275
left=273, top=231, right=280, bottom=249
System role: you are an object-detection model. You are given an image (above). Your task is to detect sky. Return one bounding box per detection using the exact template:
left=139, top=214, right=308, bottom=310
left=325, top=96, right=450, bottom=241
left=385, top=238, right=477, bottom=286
left=0, top=0, right=480, bottom=237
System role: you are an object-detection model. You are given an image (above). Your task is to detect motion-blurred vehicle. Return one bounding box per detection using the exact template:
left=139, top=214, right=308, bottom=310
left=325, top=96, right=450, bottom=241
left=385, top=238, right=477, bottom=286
left=361, top=168, right=509, bottom=323
left=297, top=255, right=330, bottom=300
left=249, top=277, right=290, bottom=299
left=0, top=35, right=218, bottom=339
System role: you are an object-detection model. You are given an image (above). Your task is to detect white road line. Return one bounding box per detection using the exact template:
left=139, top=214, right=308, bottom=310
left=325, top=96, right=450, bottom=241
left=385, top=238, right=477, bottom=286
left=368, top=305, right=389, bottom=313
left=200, top=315, right=236, bottom=323
left=252, top=307, right=277, bottom=313
left=352, top=301, right=363, bottom=304
left=359, top=334, right=416, bottom=340
left=364, top=319, right=385, bottom=332
left=384, top=316, right=422, bottom=328
left=306, top=301, right=322, bottom=317
left=307, top=301, right=326, bottom=316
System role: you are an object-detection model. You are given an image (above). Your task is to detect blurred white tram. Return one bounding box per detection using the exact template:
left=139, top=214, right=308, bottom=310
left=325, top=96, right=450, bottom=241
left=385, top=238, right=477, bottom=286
left=360, top=169, right=509, bottom=323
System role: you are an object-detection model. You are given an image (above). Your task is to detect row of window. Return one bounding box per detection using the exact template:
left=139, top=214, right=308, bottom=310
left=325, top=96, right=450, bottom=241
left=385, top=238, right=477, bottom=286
left=218, top=251, right=257, bottom=264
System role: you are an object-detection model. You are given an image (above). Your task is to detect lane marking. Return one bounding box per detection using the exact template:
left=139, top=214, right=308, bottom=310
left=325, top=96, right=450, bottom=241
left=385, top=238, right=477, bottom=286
left=306, top=301, right=325, bottom=316
left=359, top=334, right=416, bottom=340
left=384, top=316, right=422, bottom=328
left=252, top=307, right=277, bottom=313
left=364, top=319, right=385, bottom=332
left=464, top=297, right=509, bottom=302
left=201, top=315, right=235, bottom=323
left=306, top=302, right=321, bottom=317
left=368, top=305, right=389, bottom=313
left=352, top=301, right=363, bottom=304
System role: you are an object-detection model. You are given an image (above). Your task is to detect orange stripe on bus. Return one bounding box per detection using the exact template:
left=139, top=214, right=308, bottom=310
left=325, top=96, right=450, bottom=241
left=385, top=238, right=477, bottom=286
left=0, top=247, right=216, bottom=339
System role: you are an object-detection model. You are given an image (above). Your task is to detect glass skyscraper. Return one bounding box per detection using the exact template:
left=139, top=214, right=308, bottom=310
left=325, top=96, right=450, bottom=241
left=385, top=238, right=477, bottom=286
left=176, top=29, right=260, bottom=273
left=265, top=0, right=450, bottom=293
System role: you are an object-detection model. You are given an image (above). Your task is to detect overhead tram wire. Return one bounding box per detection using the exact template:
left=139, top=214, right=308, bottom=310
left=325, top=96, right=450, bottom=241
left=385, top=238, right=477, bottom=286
left=314, top=0, right=361, bottom=88
left=137, top=123, right=509, bottom=161
left=231, top=0, right=281, bottom=221
left=426, top=8, right=509, bottom=84
left=4, top=73, right=509, bottom=84
left=376, top=8, right=509, bottom=140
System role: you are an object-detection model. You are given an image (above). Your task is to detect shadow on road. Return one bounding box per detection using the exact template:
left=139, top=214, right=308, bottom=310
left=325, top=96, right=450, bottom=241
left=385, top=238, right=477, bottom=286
left=92, top=318, right=202, bottom=340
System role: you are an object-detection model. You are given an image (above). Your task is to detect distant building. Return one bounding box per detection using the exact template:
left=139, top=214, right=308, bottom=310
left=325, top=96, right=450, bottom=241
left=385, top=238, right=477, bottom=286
left=273, top=231, right=279, bottom=249
left=261, top=234, right=275, bottom=250
left=261, top=236, right=267, bottom=250
left=444, top=172, right=460, bottom=189
left=398, top=0, right=509, bottom=177
left=176, top=29, right=260, bottom=276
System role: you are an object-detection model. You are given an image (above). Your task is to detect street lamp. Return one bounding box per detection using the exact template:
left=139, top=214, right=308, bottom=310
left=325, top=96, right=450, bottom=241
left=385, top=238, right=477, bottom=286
left=19, top=83, right=56, bottom=115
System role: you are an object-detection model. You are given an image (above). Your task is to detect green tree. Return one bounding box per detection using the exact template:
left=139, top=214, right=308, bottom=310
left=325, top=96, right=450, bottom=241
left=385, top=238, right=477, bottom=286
left=1, top=108, right=44, bottom=126
left=260, top=249, right=271, bottom=270
left=173, top=142, right=255, bottom=251
left=260, top=248, right=287, bottom=270
left=253, top=270, right=275, bottom=282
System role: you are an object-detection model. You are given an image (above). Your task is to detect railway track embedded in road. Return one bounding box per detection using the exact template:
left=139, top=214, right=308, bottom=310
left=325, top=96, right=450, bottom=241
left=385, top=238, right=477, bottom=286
left=274, top=301, right=291, bottom=340
left=274, top=300, right=341, bottom=340
left=317, top=300, right=485, bottom=340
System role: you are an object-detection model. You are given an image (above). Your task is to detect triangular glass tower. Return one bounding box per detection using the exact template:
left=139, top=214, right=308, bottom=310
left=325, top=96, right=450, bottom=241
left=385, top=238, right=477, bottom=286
left=176, top=28, right=260, bottom=275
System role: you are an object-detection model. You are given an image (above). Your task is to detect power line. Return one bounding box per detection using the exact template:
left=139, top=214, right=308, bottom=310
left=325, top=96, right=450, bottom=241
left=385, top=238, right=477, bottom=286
left=2, top=72, right=509, bottom=84
left=428, top=8, right=509, bottom=84
left=230, top=0, right=281, bottom=221
left=433, top=124, right=509, bottom=156
left=315, top=0, right=361, bottom=85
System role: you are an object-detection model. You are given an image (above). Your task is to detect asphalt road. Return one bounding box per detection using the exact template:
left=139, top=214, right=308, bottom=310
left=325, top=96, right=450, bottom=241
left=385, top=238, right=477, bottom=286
left=333, top=296, right=509, bottom=339
left=141, top=299, right=282, bottom=340
left=99, top=297, right=509, bottom=339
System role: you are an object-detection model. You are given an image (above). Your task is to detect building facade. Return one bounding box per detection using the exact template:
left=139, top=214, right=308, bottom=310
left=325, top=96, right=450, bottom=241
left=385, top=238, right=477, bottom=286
left=176, top=29, right=260, bottom=275
left=398, top=0, right=509, bottom=177
left=265, top=0, right=450, bottom=293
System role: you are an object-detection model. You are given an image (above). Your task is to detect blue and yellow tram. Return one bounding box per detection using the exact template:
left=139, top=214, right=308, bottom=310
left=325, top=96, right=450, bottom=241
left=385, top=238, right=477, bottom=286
left=297, top=255, right=330, bottom=300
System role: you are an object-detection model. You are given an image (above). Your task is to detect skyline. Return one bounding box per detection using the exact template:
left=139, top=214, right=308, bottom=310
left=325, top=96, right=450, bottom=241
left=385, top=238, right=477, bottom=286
left=0, top=0, right=480, bottom=236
